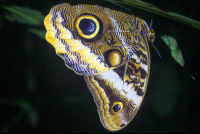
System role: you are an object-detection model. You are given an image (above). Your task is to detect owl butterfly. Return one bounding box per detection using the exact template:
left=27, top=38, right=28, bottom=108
left=44, top=3, right=155, bottom=131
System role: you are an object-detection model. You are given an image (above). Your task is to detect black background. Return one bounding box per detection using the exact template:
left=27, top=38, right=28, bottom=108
left=1, top=0, right=200, bottom=132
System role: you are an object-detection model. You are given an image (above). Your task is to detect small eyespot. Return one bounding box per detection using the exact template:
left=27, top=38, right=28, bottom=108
left=113, top=104, right=121, bottom=112
left=75, top=15, right=100, bottom=39
left=108, top=51, right=122, bottom=67
left=111, top=102, right=123, bottom=113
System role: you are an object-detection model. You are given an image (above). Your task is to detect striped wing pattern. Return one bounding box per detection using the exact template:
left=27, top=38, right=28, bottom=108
left=84, top=35, right=150, bottom=131
left=44, top=3, right=153, bottom=131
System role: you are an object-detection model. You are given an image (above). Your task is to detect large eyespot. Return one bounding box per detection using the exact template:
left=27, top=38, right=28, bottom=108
left=111, top=102, right=123, bottom=113
left=107, top=50, right=122, bottom=67
left=75, top=15, right=100, bottom=39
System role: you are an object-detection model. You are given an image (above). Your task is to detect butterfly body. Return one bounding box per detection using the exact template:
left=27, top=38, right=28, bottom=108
left=44, top=3, right=154, bottom=131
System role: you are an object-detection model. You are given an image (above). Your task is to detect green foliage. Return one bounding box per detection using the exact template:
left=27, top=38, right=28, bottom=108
left=2, top=5, right=44, bottom=26
left=0, top=99, right=37, bottom=133
left=107, top=0, right=200, bottom=30
left=1, top=1, right=198, bottom=132
left=29, top=28, right=46, bottom=39
left=2, top=5, right=45, bottom=39
left=161, top=35, right=185, bottom=67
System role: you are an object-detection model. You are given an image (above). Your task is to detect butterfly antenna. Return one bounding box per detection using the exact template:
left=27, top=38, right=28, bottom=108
left=149, top=20, right=153, bottom=30
left=148, top=17, right=162, bottom=59
left=149, top=13, right=155, bottom=30
left=150, top=40, right=162, bottom=59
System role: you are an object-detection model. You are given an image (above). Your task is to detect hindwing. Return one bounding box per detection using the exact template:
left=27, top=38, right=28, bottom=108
left=84, top=33, right=150, bottom=131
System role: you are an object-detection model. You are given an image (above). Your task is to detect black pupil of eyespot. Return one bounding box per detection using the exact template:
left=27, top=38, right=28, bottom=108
left=79, top=19, right=96, bottom=35
left=113, top=104, right=121, bottom=112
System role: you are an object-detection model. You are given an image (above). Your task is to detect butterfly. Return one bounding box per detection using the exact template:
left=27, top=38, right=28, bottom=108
left=44, top=3, right=155, bottom=131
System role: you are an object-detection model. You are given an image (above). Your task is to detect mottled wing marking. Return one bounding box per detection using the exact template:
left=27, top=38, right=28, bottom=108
left=45, top=10, right=106, bottom=75
left=84, top=31, right=150, bottom=131
left=44, top=3, right=141, bottom=75
left=44, top=3, right=152, bottom=132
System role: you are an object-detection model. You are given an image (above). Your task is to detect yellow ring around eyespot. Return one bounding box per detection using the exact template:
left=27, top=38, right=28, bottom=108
left=75, top=15, right=100, bottom=39
left=111, top=102, right=123, bottom=113
left=108, top=51, right=122, bottom=67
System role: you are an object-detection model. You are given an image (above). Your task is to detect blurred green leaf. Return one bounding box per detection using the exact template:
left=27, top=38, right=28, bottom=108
left=107, top=0, right=200, bottom=30
left=0, top=98, right=35, bottom=133
left=190, top=75, right=195, bottom=80
left=29, top=28, right=45, bottom=39
left=161, top=35, right=185, bottom=67
left=2, top=5, right=44, bottom=26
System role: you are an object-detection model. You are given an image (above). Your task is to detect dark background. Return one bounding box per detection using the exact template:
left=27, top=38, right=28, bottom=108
left=1, top=0, right=200, bottom=132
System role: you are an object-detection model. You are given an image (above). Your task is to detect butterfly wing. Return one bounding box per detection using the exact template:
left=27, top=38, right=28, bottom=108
left=84, top=32, right=150, bottom=131
left=44, top=3, right=138, bottom=75
left=44, top=3, right=152, bottom=131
